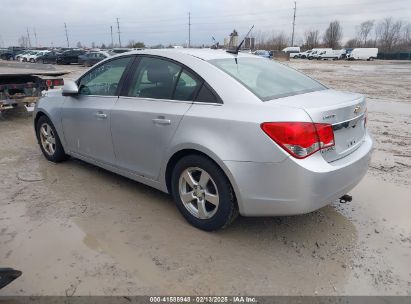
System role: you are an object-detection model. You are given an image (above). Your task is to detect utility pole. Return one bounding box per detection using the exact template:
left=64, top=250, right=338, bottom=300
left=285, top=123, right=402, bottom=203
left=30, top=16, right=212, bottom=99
left=188, top=12, right=191, bottom=48
left=291, top=1, right=296, bottom=46
left=64, top=23, right=69, bottom=47
left=116, top=18, right=122, bottom=47
left=33, top=28, right=38, bottom=47
left=26, top=27, right=32, bottom=47
left=110, top=26, right=114, bottom=47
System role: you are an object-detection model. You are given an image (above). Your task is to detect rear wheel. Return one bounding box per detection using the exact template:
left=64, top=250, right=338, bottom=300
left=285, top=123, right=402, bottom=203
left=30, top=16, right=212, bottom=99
left=171, top=154, right=238, bottom=231
left=36, top=116, right=69, bottom=163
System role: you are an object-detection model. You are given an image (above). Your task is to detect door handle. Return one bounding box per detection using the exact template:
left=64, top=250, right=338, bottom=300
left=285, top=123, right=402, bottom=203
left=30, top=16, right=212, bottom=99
left=95, top=112, right=107, bottom=119
left=152, top=117, right=171, bottom=125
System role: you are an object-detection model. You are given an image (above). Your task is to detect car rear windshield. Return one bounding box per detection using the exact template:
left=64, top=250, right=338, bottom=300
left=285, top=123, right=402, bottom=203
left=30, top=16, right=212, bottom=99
left=210, top=57, right=326, bottom=101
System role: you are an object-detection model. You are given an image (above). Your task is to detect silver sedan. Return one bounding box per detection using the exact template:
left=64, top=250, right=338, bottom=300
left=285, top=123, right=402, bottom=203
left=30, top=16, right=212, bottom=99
left=34, top=49, right=373, bottom=231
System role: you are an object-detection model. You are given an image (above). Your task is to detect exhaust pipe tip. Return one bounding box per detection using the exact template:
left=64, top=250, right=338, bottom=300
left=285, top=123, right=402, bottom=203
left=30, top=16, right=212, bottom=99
left=339, top=194, right=352, bottom=204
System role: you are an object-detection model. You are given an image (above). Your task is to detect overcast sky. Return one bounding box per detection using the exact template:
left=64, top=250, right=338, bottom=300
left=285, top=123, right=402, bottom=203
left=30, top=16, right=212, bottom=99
left=0, top=0, right=410, bottom=47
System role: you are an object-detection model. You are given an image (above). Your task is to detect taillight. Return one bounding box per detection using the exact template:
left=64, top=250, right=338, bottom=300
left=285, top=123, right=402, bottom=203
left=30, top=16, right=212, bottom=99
left=261, top=122, right=335, bottom=159
left=54, top=79, right=64, bottom=86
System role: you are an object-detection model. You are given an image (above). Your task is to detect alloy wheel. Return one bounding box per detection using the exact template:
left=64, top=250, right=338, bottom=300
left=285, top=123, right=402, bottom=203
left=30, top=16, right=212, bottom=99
left=39, top=123, right=56, bottom=156
left=178, top=167, right=220, bottom=219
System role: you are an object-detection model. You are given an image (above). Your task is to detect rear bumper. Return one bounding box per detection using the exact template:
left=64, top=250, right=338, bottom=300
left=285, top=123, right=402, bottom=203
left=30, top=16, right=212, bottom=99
left=225, top=132, right=373, bottom=216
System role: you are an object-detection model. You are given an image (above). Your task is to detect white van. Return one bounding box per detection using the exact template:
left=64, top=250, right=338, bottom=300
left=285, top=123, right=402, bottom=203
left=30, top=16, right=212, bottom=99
left=308, top=48, right=332, bottom=60
left=317, top=49, right=343, bottom=60
left=282, top=46, right=301, bottom=58
left=346, top=48, right=378, bottom=61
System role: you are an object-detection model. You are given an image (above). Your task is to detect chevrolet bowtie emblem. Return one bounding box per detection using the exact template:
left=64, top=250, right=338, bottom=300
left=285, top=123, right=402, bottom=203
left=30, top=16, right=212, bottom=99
left=354, top=105, right=361, bottom=114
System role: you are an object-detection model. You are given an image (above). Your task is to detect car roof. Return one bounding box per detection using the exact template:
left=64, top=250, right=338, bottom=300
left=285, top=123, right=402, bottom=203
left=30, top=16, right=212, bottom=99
left=124, top=48, right=256, bottom=61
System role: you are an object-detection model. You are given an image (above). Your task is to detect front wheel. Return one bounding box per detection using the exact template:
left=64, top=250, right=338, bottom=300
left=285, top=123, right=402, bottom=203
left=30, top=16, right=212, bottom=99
left=171, top=155, right=238, bottom=231
left=36, top=116, right=69, bottom=163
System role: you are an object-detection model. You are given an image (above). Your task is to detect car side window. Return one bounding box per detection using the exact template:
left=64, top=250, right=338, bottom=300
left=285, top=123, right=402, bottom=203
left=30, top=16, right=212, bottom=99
left=78, top=57, right=131, bottom=96
left=195, top=84, right=220, bottom=103
left=127, top=57, right=181, bottom=100
left=173, top=69, right=201, bottom=101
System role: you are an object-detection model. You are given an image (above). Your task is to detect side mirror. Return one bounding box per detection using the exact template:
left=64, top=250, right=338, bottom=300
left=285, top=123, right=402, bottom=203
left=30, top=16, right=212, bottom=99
left=62, top=81, right=79, bottom=96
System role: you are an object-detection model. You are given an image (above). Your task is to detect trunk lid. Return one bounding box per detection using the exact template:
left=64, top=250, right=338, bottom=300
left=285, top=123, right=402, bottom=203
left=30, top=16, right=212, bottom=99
left=272, top=89, right=367, bottom=162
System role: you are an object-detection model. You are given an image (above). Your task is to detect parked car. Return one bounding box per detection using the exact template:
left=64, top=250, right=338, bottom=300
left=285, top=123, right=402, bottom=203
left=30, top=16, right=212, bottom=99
left=111, top=48, right=133, bottom=54
left=0, top=47, right=26, bottom=60
left=34, top=49, right=372, bottom=231
left=298, top=50, right=312, bottom=59
left=36, top=51, right=61, bottom=64
left=254, top=50, right=270, bottom=58
left=56, top=49, right=86, bottom=64
left=340, top=48, right=353, bottom=59
left=14, top=50, right=31, bottom=61
left=27, top=50, right=51, bottom=63
left=346, top=48, right=378, bottom=61
left=17, top=50, right=37, bottom=62
left=78, top=51, right=112, bottom=67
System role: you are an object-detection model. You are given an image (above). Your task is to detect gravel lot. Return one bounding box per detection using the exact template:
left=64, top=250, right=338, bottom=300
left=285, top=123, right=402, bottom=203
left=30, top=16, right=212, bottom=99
left=0, top=59, right=410, bottom=296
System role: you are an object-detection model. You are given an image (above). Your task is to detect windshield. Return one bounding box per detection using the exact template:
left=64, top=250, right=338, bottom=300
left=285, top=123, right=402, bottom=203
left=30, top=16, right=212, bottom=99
left=209, top=57, right=326, bottom=101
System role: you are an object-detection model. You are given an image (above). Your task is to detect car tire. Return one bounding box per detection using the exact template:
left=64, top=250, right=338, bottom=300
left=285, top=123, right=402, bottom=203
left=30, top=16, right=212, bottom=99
left=171, top=154, right=238, bottom=231
left=30, top=58, right=35, bottom=63
left=36, top=116, right=69, bottom=163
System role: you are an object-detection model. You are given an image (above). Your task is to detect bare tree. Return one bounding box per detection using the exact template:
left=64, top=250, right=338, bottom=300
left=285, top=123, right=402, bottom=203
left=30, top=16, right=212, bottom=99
left=18, top=35, right=29, bottom=47
left=270, top=32, right=288, bottom=50
left=357, top=20, right=374, bottom=46
left=376, top=17, right=403, bottom=51
left=76, top=41, right=83, bottom=48
left=323, top=20, right=343, bottom=49
left=91, top=41, right=96, bottom=48
left=254, top=30, right=267, bottom=50
left=345, top=38, right=361, bottom=48
left=304, top=29, right=319, bottom=49
left=401, top=23, right=411, bottom=48
left=127, top=40, right=145, bottom=48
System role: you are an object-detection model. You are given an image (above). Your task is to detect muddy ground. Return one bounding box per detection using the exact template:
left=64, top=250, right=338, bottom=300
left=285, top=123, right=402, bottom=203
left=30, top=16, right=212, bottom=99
left=0, top=60, right=410, bottom=296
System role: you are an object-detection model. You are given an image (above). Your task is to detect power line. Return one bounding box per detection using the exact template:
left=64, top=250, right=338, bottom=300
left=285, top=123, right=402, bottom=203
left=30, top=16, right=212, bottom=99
left=116, top=17, right=122, bottom=47
left=291, top=1, right=296, bottom=46
left=64, top=23, right=69, bottom=47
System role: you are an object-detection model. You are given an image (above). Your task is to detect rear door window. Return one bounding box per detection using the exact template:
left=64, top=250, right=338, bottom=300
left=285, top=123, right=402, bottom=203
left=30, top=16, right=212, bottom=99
left=127, top=57, right=181, bottom=100
left=173, top=69, right=201, bottom=101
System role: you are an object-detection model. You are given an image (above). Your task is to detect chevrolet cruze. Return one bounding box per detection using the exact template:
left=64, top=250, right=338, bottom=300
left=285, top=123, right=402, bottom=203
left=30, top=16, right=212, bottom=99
left=34, top=49, right=373, bottom=231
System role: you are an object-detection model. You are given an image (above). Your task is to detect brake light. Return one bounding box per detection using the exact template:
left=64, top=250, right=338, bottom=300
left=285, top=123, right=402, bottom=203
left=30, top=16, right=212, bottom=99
left=54, top=79, right=64, bottom=86
left=261, top=122, right=335, bottom=159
